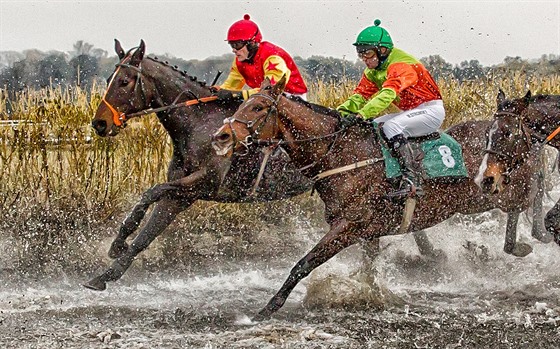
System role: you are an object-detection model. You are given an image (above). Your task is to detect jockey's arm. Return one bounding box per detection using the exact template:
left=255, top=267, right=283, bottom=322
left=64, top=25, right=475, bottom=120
left=220, top=60, right=246, bottom=91
left=337, top=73, right=379, bottom=116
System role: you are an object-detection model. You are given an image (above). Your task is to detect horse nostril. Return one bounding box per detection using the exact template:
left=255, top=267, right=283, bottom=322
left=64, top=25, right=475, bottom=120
left=216, top=132, right=231, bottom=143
left=92, top=120, right=106, bottom=135
left=481, top=176, right=494, bottom=193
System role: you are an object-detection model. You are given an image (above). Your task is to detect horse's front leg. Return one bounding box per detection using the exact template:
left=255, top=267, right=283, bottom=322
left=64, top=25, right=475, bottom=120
left=108, top=169, right=207, bottom=259
left=503, top=211, right=533, bottom=257
left=545, top=199, right=560, bottom=246
left=531, top=167, right=553, bottom=243
left=84, top=198, right=190, bottom=291
left=254, top=219, right=363, bottom=321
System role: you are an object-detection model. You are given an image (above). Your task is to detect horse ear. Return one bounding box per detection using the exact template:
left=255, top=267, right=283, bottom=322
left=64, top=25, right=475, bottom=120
left=497, top=89, right=506, bottom=107
left=130, top=40, right=145, bottom=66
left=270, top=74, right=287, bottom=98
left=114, top=39, right=125, bottom=59
left=523, top=90, right=532, bottom=103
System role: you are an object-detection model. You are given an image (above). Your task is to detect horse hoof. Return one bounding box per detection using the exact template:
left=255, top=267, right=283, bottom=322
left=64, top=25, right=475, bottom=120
left=252, top=309, right=272, bottom=322
left=510, top=243, right=533, bottom=258
left=532, top=231, right=554, bottom=244
left=108, top=241, right=129, bottom=259
left=83, top=277, right=107, bottom=291
left=423, top=249, right=448, bottom=263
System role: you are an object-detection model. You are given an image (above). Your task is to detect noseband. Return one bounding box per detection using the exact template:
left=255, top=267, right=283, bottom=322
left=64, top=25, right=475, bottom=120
left=222, top=92, right=280, bottom=155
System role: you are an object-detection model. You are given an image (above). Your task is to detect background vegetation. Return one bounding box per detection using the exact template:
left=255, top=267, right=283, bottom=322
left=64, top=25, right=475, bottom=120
left=1, top=43, right=560, bottom=276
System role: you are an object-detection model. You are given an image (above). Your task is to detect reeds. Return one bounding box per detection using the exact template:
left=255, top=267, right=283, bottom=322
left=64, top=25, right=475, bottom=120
left=1, top=73, right=559, bottom=273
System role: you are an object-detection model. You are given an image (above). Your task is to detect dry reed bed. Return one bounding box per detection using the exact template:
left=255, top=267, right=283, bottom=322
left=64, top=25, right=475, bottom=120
left=1, top=74, right=559, bottom=272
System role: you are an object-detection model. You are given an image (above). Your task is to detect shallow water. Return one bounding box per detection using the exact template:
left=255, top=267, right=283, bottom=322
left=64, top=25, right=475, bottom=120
left=2, top=206, right=560, bottom=349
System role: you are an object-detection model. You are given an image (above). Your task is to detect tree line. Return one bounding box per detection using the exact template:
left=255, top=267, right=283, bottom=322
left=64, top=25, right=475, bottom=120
left=1, top=41, right=559, bottom=98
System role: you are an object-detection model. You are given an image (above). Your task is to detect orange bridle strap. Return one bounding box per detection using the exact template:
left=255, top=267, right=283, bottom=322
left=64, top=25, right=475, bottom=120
left=101, top=56, right=131, bottom=127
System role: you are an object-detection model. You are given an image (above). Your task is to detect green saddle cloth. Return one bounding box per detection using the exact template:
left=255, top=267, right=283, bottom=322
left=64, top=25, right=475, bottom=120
left=380, top=130, right=468, bottom=180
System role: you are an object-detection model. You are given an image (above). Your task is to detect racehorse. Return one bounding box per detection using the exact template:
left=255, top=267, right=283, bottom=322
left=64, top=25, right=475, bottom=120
left=475, top=89, right=560, bottom=245
left=86, top=39, right=446, bottom=291
left=212, top=76, right=549, bottom=319
left=85, top=40, right=314, bottom=291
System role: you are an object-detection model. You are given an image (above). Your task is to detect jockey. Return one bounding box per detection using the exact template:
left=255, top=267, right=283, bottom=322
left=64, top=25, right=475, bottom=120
left=213, top=14, right=308, bottom=101
left=337, top=19, right=445, bottom=199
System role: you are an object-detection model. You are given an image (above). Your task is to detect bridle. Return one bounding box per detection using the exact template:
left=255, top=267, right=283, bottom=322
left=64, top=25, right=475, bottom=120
left=101, top=53, right=218, bottom=128
left=221, top=92, right=346, bottom=170
left=483, top=111, right=534, bottom=179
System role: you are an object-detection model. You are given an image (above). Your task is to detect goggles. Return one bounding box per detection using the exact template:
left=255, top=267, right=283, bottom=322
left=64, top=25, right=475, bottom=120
left=229, top=41, right=248, bottom=50
left=357, top=49, right=377, bottom=59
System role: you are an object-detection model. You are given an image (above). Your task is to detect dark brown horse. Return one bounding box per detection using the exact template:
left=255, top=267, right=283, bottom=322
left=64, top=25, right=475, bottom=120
left=212, top=76, right=550, bottom=319
left=86, top=40, right=462, bottom=291
left=85, top=40, right=314, bottom=291
left=476, top=89, right=560, bottom=245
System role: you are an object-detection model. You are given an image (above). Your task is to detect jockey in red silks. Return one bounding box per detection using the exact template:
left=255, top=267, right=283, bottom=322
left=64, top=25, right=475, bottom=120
left=212, top=14, right=308, bottom=101
left=338, top=19, right=446, bottom=199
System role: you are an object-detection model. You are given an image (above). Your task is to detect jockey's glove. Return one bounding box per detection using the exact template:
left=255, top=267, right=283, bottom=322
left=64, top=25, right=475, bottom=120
left=215, top=89, right=243, bottom=102
left=339, top=113, right=362, bottom=128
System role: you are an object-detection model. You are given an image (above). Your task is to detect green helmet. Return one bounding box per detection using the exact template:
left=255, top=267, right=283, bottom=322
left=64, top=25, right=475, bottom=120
left=353, top=19, right=393, bottom=49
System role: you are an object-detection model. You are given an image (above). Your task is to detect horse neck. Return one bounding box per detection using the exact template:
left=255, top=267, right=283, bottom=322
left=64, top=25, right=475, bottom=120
left=276, top=97, right=341, bottom=166
left=141, top=58, right=226, bottom=141
left=142, top=57, right=212, bottom=107
left=523, top=96, right=560, bottom=143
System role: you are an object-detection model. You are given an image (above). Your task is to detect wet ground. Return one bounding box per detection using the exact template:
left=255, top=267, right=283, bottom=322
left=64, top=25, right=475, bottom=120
left=1, top=209, right=560, bottom=349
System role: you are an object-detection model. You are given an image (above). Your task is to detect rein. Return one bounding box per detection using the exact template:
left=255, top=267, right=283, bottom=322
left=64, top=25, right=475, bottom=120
left=102, top=58, right=219, bottom=127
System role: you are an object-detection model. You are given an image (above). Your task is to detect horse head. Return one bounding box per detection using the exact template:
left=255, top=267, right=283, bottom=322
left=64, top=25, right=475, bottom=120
left=475, top=89, right=534, bottom=194
left=92, top=39, right=151, bottom=136
left=212, top=76, right=287, bottom=157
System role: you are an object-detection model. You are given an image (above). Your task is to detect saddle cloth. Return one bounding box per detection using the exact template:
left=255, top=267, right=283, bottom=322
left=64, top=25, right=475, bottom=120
left=380, top=131, right=468, bottom=180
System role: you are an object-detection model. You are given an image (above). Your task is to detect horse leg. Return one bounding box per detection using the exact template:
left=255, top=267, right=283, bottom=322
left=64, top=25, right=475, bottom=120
left=84, top=198, right=189, bottom=291
left=413, top=230, right=447, bottom=262
left=108, top=169, right=207, bottom=258
left=504, top=212, right=533, bottom=257
left=530, top=166, right=553, bottom=243
left=545, top=199, right=560, bottom=246
left=254, top=219, right=363, bottom=321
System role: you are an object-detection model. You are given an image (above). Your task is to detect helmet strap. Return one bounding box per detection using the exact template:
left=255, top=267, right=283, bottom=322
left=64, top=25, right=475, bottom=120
left=246, top=41, right=259, bottom=62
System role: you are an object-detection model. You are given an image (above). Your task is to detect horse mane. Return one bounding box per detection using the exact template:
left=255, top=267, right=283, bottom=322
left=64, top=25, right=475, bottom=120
left=287, top=95, right=342, bottom=119
left=146, top=55, right=210, bottom=89
left=530, top=94, right=560, bottom=105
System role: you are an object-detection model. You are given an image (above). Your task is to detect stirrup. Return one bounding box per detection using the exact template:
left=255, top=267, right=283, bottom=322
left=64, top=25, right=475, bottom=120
left=387, top=177, right=424, bottom=200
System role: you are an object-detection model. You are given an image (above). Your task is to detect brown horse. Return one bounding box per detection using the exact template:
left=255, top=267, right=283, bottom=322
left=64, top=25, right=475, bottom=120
left=212, top=76, right=550, bottom=320
left=86, top=39, right=461, bottom=292
left=85, top=40, right=313, bottom=291
left=476, top=89, right=560, bottom=245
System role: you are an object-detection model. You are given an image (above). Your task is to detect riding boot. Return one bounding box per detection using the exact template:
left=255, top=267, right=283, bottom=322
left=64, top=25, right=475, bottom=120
left=387, top=134, right=425, bottom=199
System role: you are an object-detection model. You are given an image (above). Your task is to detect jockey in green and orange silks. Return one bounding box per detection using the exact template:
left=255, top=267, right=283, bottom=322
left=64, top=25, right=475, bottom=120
left=338, top=19, right=446, bottom=199
left=214, top=14, right=308, bottom=101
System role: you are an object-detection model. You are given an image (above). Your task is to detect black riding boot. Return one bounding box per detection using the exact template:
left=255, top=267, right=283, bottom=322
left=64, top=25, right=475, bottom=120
left=387, top=134, right=425, bottom=199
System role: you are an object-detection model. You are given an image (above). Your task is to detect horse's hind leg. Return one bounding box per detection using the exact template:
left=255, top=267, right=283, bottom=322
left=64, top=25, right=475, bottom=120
left=504, top=212, right=532, bottom=257
left=84, top=198, right=188, bottom=291
left=254, top=219, right=363, bottom=320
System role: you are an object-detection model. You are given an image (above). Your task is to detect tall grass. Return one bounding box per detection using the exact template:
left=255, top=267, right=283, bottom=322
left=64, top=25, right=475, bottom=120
left=1, top=73, right=559, bottom=273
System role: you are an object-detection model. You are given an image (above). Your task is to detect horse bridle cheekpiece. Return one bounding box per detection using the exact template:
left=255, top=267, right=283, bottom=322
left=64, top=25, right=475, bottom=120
left=101, top=53, right=145, bottom=128
left=222, top=92, right=280, bottom=154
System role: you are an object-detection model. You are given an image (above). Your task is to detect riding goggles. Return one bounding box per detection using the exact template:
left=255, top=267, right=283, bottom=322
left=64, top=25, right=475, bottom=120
left=229, top=41, right=248, bottom=50
left=357, top=49, right=377, bottom=59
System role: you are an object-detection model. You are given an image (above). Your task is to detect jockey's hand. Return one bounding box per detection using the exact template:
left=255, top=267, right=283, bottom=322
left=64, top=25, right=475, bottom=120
left=339, top=114, right=362, bottom=128
left=209, top=85, right=220, bottom=93
left=215, top=89, right=243, bottom=102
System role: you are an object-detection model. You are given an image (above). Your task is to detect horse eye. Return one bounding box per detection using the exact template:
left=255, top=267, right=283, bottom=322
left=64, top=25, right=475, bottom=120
left=120, top=78, right=130, bottom=86
left=253, top=105, right=263, bottom=112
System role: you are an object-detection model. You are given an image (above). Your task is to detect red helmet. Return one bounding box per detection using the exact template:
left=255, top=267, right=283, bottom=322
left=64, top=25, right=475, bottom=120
left=226, top=14, right=262, bottom=43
